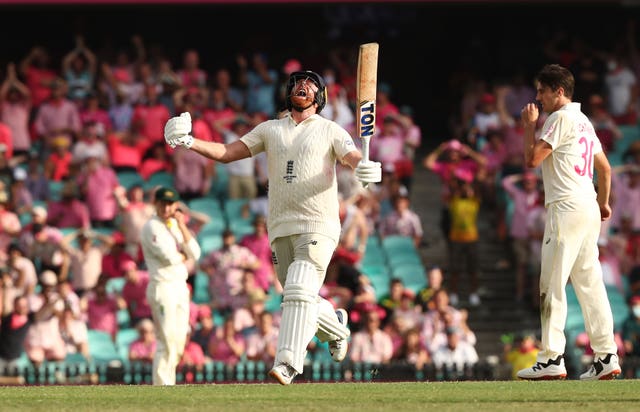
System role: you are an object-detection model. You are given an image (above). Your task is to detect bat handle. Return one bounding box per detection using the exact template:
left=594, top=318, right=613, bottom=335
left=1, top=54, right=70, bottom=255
left=361, top=136, right=370, bottom=188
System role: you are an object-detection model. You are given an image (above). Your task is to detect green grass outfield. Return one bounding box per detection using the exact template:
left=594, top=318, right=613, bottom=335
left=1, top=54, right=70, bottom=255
left=1, top=381, right=639, bottom=412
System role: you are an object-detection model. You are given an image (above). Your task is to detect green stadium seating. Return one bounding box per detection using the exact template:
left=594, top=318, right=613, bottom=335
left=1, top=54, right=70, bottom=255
left=87, top=330, right=121, bottom=364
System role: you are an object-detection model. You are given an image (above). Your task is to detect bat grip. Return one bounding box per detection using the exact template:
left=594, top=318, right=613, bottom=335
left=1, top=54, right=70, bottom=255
left=360, top=136, right=370, bottom=188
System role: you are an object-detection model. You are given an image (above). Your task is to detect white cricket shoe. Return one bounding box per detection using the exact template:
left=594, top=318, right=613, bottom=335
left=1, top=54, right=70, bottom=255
left=328, top=309, right=349, bottom=362
left=269, top=363, right=298, bottom=385
left=517, top=356, right=567, bottom=380
left=579, top=353, right=621, bottom=380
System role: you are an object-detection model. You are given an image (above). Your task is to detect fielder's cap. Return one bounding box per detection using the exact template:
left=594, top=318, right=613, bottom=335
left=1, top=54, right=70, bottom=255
left=154, top=186, right=180, bottom=203
left=40, top=270, right=58, bottom=286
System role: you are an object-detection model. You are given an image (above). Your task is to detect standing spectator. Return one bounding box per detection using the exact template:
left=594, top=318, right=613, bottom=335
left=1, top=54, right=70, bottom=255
left=177, top=49, right=207, bottom=90
left=129, top=318, right=156, bottom=364
left=377, top=187, right=423, bottom=249
left=140, top=186, right=201, bottom=386
left=109, top=91, right=134, bottom=133
left=101, top=232, right=135, bottom=280
left=10, top=168, right=33, bottom=216
left=467, top=93, right=501, bottom=149
left=370, top=115, right=413, bottom=191
left=221, top=117, right=257, bottom=199
left=336, top=194, right=370, bottom=264
left=121, top=260, right=152, bottom=327
left=375, top=83, right=399, bottom=131
left=586, top=94, right=622, bottom=154
left=24, top=155, right=50, bottom=202
left=603, top=53, right=638, bottom=126
left=62, top=36, right=97, bottom=104
left=72, top=121, right=110, bottom=166
left=7, top=243, right=38, bottom=300
left=0, top=63, right=31, bottom=159
left=58, top=304, right=90, bottom=361
left=60, top=229, right=111, bottom=297
left=502, top=172, right=542, bottom=304
left=139, top=143, right=172, bottom=181
left=18, top=46, right=56, bottom=108
left=79, top=93, right=112, bottom=135
left=131, top=83, right=171, bottom=145
left=23, top=221, right=68, bottom=279
left=516, top=64, right=620, bottom=381
left=172, top=144, right=214, bottom=202
left=202, top=88, right=237, bottom=144
left=0, top=191, right=21, bottom=262
left=114, top=184, right=154, bottom=261
left=238, top=52, right=278, bottom=118
left=0, top=273, right=33, bottom=377
left=77, top=156, right=119, bottom=228
left=348, top=309, right=393, bottom=364
left=107, top=125, right=151, bottom=173
left=44, top=136, right=74, bottom=182
left=610, top=165, right=640, bottom=234
left=447, top=179, right=482, bottom=306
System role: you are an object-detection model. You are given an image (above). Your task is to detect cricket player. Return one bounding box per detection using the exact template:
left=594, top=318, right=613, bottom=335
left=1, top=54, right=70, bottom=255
left=140, top=186, right=201, bottom=385
left=163, top=70, right=382, bottom=384
left=516, top=64, right=621, bottom=381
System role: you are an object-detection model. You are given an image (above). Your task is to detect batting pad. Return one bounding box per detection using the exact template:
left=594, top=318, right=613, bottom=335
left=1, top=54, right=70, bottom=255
left=274, top=260, right=320, bottom=374
left=316, top=297, right=350, bottom=342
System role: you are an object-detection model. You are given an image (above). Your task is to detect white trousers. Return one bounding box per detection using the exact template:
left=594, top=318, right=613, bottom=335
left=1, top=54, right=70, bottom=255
left=538, top=200, right=617, bottom=361
left=146, top=279, right=190, bottom=385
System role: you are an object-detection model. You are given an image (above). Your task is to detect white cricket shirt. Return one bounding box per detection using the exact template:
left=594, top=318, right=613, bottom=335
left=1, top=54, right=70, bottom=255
left=240, top=113, right=357, bottom=243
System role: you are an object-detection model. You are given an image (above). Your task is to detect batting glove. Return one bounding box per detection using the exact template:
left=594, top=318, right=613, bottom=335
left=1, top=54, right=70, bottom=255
left=164, top=112, right=193, bottom=149
left=355, top=160, right=382, bottom=184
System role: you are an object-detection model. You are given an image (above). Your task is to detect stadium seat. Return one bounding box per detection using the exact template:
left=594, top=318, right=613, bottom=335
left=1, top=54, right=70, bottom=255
left=224, top=198, right=252, bottom=223
left=189, top=197, right=224, bottom=219
left=87, top=330, right=121, bottom=364
left=211, top=163, right=229, bottom=199
left=145, top=170, right=174, bottom=187
left=115, top=328, right=139, bottom=363
left=198, top=232, right=223, bottom=255
left=381, top=235, right=416, bottom=254
left=106, top=277, right=126, bottom=295
left=386, top=249, right=423, bottom=266
left=391, top=263, right=427, bottom=294
left=48, top=181, right=64, bottom=201
left=229, top=219, right=255, bottom=239
left=192, top=271, right=211, bottom=304
left=116, top=171, right=144, bottom=190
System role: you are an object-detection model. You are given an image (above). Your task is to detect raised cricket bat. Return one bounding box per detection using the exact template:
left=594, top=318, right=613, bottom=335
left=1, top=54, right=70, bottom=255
left=357, top=42, right=379, bottom=168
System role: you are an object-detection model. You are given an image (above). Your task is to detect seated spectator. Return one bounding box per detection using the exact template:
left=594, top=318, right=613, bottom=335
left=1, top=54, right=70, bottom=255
left=348, top=309, right=393, bottom=364
left=0, top=276, right=34, bottom=376
left=503, top=332, right=539, bottom=380
left=622, top=295, right=640, bottom=362
left=58, top=303, right=90, bottom=361
left=129, top=318, right=156, bottom=364
left=377, top=187, right=423, bottom=248
left=431, top=326, right=479, bottom=373
left=390, top=289, right=422, bottom=336
left=396, top=327, right=430, bottom=370
left=61, top=229, right=112, bottom=297
left=106, top=125, right=151, bottom=173
left=178, top=327, right=206, bottom=383
left=239, top=214, right=276, bottom=293
left=245, top=311, right=278, bottom=365
left=24, top=155, right=50, bottom=202
left=191, top=305, right=215, bottom=354
left=379, top=278, right=406, bottom=325
left=415, top=266, right=444, bottom=312
left=24, top=270, right=67, bottom=366
left=46, top=181, right=91, bottom=229
left=9, top=168, right=33, bottom=216
left=421, top=289, right=466, bottom=349
left=81, top=275, right=125, bottom=340
left=33, top=78, right=82, bottom=151
left=200, top=229, right=260, bottom=315
left=0, top=190, right=21, bottom=261
left=44, top=136, right=74, bottom=182
left=139, top=142, right=172, bottom=181
left=26, top=222, right=69, bottom=281
left=78, top=93, right=112, bottom=135
left=233, top=285, right=268, bottom=335
left=207, top=315, right=245, bottom=366
left=121, top=260, right=152, bottom=327
left=72, top=121, right=109, bottom=166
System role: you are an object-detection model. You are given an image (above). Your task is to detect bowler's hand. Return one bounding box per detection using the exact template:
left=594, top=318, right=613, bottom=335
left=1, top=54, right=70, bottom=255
left=521, top=103, right=539, bottom=129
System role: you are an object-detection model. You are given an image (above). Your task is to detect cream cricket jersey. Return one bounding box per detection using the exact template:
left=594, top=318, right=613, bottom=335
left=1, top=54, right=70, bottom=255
left=539, top=102, right=603, bottom=207
left=241, top=113, right=357, bottom=243
left=140, top=215, right=201, bottom=283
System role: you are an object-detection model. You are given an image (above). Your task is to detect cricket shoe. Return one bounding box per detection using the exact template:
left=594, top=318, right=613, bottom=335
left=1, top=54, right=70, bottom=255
left=328, top=309, right=349, bottom=362
left=269, top=363, right=298, bottom=385
left=579, top=353, right=621, bottom=380
left=517, top=355, right=567, bottom=380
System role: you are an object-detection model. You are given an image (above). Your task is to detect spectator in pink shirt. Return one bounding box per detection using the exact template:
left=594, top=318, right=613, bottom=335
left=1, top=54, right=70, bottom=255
left=502, top=172, right=542, bottom=304
left=18, top=46, right=56, bottom=109
left=79, top=93, right=112, bottom=134
left=107, top=126, right=151, bottom=173
left=239, top=214, right=275, bottom=292
left=0, top=63, right=31, bottom=158
left=82, top=275, right=125, bottom=340
left=7, top=243, right=38, bottom=299
left=33, top=78, right=81, bottom=151
left=129, top=318, right=157, bottom=364
left=114, top=184, right=154, bottom=261
left=177, top=49, right=207, bottom=90
left=101, top=232, right=135, bottom=280
left=207, top=315, right=245, bottom=366
left=245, top=311, right=279, bottom=365
left=348, top=309, right=393, bottom=364
left=178, top=328, right=206, bottom=383
left=47, top=181, right=91, bottom=229
left=60, top=229, right=112, bottom=297
left=0, top=191, right=22, bottom=262
left=77, top=156, right=119, bottom=228
left=131, top=83, right=170, bottom=144
left=611, top=165, right=640, bottom=233
left=139, top=142, right=172, bottom=181
left=121, top=260, right=152, bottom=326
left=377, top=188, right=423, bottom=248
left=200, top=229, right=260, bottom=314
left=72, top=121, right=110, bottom=166
left=172, top=145, right=213, bottom=202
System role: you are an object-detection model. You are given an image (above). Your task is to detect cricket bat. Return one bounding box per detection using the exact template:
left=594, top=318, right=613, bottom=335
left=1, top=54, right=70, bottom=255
left=356, top=42, right=379, bottom=167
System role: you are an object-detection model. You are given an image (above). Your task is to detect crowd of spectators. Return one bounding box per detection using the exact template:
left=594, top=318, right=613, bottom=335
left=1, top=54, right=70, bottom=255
left=2, top=16, right=640, bottom=382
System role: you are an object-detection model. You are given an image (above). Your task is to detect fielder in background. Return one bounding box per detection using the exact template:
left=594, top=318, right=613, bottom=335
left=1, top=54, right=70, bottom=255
left=163, top=70, right=382, bottom=385
left=516, top=64, right=621, bottom=381
left=140, top=186, right=201, bottom=386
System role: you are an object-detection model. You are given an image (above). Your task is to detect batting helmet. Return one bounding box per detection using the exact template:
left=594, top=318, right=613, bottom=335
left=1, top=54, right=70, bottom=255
left=285, top=70, right=327, bottom=113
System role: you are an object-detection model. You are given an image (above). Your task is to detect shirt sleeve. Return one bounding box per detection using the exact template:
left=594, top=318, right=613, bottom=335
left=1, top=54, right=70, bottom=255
left=240, top=121, right=269, bottom=156
left=330, top=121, right=357, bottom=161
left=540, top=112, right=565, bottom=150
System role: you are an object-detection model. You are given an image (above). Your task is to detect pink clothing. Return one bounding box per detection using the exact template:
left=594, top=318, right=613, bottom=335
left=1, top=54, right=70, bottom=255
left=47, top=199, right=91, bottom=229
left=245, top=328, right=278, bottom=363
left=68, top=246, right=104, bottom=292
left=371, top=132, right=406, bottom=165
left=611, top=173, right=640, bottom=231
left=349, top=329, right=393, bottom=363
left=0, top=210, right=21, bottom=256
left=129, top=339, right=156, bottom=362
left=207, top=329, right=244, bottom=365
left=179, top=341, right=205, bottom=368
left=502, top=178, right=541, bottom=240
left=107, top=134, right=150, bottom=170
left=78, top=166, right=119, bottom=221
left=239, top=233, right=274, bottom=291
left=132, top=104, right=170, bottom=143
left=202, top=108, right=236, bottom=143
left=172, top=147, right=211, bottom=195
left=80, top=108, right=112, bottom=132
left=33, top=99, right=81, bottom=139
left=139, top=159, right=170, bottom=181
left=0, top=101, right=31, bottom=151
left=0, top=122, right=14, bottom=159
left=122, top=271, right=152, bottom=320
left=47, top=151, right=73, bottom=181
left=200, top=245, right=260, bottom=310
left=102, top=251, right=135, bottom=279
left=86, top=294, right=120, bottom=338
left=24, top=66, right=56, bottom=108
left=378, top=209, right=423, bottom=239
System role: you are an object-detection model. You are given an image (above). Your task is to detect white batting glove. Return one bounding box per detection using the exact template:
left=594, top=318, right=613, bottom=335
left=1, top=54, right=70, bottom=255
left=164, top=112, right=193, bottom=149
left=355, top=160, right=382, bottom=184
